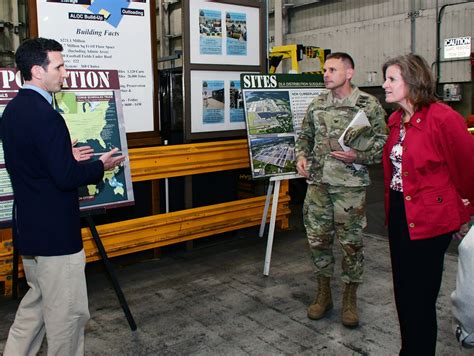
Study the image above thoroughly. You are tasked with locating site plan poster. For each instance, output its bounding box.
[0,68,134,224]
[241,74,325,179]
[37,0,154,133]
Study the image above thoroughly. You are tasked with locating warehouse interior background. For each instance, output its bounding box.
[0,1,472,354]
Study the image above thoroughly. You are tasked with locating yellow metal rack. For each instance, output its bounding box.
[0,139,290,296]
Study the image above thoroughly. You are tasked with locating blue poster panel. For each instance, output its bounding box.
[202,80,225,124]
[199,9,222,55]
[226,12,247,56]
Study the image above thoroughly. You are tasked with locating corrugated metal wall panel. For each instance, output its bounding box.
[414,8,437,67]
[438,4,473,83]
[286,13,411,86]
[420,0,472,9]
[0,1,16,67]
[170,7,183,37]
[285,0,472,85]
[288,0,412,33]
[287,0,472,33]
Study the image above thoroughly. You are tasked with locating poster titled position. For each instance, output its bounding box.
[0,86,17,224]
[241,74,326,179]
[0,68,134,224]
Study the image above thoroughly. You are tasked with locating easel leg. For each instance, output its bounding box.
[12,247,18,300]
[263,179,281,276]
[86,216,137,331]
[259,181,274,237]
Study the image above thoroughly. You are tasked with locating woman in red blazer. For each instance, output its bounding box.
[382,54,474,355]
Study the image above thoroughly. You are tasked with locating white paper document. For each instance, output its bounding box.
[338,110,371,170]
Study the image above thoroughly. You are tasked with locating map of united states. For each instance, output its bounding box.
[56,92,108,148]
[55,91,127,207]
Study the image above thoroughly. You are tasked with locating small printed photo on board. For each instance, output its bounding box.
[249,136,296,178]
[244,91,294,135]
[226,11,247,56]
[229,80,244,123]
[199,9,222,55]
[202,80,225,124]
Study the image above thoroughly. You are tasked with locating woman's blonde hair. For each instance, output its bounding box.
[383,54,437,112]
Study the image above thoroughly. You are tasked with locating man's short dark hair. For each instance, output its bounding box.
[15,38,63,81]
[326,52,355,69]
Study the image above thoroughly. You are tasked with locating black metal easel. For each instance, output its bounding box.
[10,213,137,331]
[3,218,19,300]
[84,213,137,331]
[12,243,18,300]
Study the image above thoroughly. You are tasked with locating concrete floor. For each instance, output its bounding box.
[0,165,468,355]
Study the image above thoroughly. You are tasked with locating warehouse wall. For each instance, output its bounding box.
[0,1,17,67]
[1,1,471,113]
[279,0,473,86]
[156,0,183,70]
[0,0,29,67]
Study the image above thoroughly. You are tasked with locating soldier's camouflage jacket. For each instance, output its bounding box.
[296,86,388,187]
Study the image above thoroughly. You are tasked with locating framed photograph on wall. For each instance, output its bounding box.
[183,0,266,141]
[188,70,257,137]
[185,0,263,66]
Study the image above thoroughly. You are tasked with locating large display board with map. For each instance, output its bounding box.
[35,0,156,135]
[241,74,326,179]
[0,68,134,224]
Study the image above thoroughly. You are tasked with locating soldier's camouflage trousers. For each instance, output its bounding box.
[303,184,367,283]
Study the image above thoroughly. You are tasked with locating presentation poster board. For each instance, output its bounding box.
[34,0,157,138]
[0,68,135,224]
[0,73,19,224]
[241,73,326,179]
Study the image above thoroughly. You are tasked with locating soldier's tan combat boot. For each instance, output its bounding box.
[307,277,333,320]
[342,282,359,328]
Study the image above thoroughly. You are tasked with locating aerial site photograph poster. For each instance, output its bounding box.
[241,73,326,179]
[244,91,294,135]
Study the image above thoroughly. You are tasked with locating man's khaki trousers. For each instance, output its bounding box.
[4,249,89,356]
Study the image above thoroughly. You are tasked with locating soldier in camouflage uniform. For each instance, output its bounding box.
[295,52,387,327]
